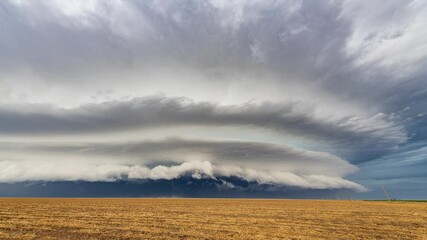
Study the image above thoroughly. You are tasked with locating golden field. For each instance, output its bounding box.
[0,198,426,240]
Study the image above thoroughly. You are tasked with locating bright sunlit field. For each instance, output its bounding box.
[0,198,425,240]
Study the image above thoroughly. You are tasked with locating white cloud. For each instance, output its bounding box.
[6,0,153,39]
[0,160,366,191]
[0,137,358,176]
[0,137,366,191]
[343,0,427,77]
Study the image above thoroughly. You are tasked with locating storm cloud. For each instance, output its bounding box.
[0,138,364,190]
[1,0,427,197]
[0,95,406,161]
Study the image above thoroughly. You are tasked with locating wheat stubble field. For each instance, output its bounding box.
[0,199,426,240]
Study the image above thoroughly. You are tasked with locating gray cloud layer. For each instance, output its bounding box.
[0,95,406,161]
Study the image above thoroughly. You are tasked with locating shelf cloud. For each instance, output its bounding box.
[0,138,366,191]
[1,0,427,197]
[0,96,406,160]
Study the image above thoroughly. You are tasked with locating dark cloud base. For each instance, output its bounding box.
[0,177,347,199]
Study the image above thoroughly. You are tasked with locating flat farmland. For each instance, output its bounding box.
[0,199,425,240]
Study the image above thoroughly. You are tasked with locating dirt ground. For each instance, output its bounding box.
[0,198,425,239]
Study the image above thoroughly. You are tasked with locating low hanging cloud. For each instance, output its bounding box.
[0,95,407,161]
[0,138,365,191]
[0,138,358,176]
[0,161,365,191]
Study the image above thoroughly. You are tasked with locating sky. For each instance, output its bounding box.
[0,0,426,199]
